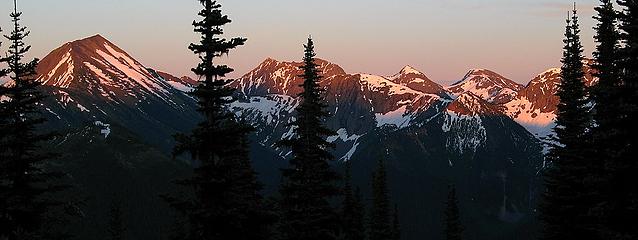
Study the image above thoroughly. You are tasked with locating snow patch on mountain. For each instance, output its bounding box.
[341,140,361,161]
[41,49,75,88]
[231,95,298,125]
[442,111,487,154]
[447,69,523,103]
[166,81,194,93]
[0,95,10,103]
[397,65,422,75]
[504,96,556,137]
[375,105,412,128]
[77,103,90,112]
[95,47,168,97]
[94,121,111,138]
[327,128,361,143]
[359,74,422,96]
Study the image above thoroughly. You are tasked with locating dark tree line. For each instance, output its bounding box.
[541,1,638,240]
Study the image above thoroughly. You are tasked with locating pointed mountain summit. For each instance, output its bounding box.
[35,34,199,149]
[36,34,178,104]
[398,65,423,75]
[388,65,448,97]
[231,57,347,96]
[447,68,524,103]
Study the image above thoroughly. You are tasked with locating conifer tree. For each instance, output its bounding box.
[0,24,5,76]
[607,1,638,238]
[590,0,623,238]
[278,37,340,240]
[341,162,365,240]
[390,204,400,240]
[369,159,392,240]
[592,0,621,124]
[107,200,125,240]
[444,185,463,240]
[541,7,595,240]
[0,25,6,98]
[164,1,272,239]
[0,1,62,239]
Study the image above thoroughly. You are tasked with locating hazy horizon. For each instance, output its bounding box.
[0,0,599,84]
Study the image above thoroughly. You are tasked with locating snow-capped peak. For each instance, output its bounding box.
[35,34,181,103]
[446,68,523,104]
[399,65,423,75]
[230,57,347,96]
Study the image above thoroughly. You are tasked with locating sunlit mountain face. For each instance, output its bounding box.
[27,34,600,239]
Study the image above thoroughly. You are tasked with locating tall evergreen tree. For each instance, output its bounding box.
[278,37,340,240]
[0,23,4,68]
[164,1,272,239]
[541,7,595,240]
[369,159,392,240]
[0,1,61,239]
[592,0,622,124]
[444,185,463,240]
[0,25,5,97]
[107,200,125,240]
[608,1,638,238]
[590,1,623,238]
[390,204,400,240]
[340,162,365,240]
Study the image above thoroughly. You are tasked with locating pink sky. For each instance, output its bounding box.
[0,0,599,85]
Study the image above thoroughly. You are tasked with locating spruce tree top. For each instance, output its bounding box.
[0,26,6,80]
[277,37,340,240]
[279,37,336,166]
[6,0,39,84]
[173,0,249,160]
[617,0,638,90]
[553,7,590,146]
[592,0,621,125]
[190,0,246,82]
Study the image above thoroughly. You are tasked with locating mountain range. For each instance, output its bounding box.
[12,34,596,240]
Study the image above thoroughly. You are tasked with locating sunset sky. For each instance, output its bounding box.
[0,0,599,84]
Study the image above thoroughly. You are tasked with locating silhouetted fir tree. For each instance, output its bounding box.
[390,204,400,240]
[541,7,595,240]
[0,26,5,98]
[340,162,365,240]
[107,200,125,240]
[0,1,62,239]
[592,1,621,124]
[608,1,638,239]
[369,159,392,240]
[164,1,272,239]
[0,24,4,70]
[277,37,340,240]
[444,185,462,240]
[590,0,622,238]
